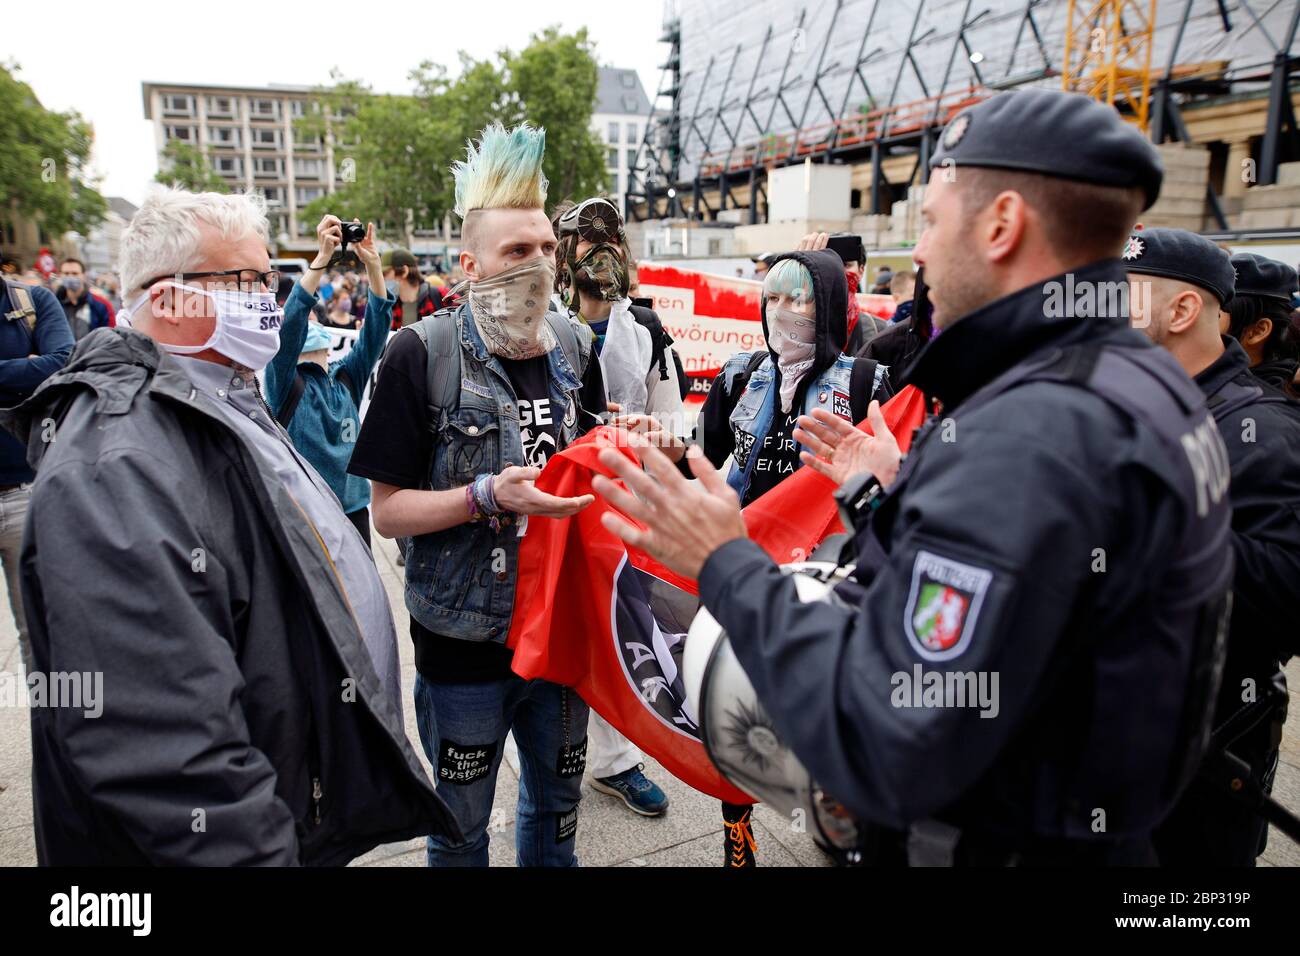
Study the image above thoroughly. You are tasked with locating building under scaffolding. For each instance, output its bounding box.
[627,0,1300,254]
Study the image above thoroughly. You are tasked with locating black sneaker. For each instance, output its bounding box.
[722,802,757,868]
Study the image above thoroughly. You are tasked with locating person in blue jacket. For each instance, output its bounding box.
[0,278,74,672]
[265,216,394,548]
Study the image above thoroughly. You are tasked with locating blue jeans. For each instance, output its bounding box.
[414,672,590,867]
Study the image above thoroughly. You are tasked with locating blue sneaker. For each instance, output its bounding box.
[591,763,669,817]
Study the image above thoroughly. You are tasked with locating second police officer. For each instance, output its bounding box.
[1123,229,1300,865]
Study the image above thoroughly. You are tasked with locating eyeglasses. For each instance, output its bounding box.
[140,269,281,293]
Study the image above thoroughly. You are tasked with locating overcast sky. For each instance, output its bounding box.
[3,0,668,206]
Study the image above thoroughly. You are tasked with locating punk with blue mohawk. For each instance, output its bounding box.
[452,122,549,218]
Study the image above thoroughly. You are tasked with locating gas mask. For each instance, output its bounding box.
[572,243,630,302]
[556,198,629,308]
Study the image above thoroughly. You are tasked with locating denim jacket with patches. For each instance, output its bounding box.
[722,350,858,501]
[405,303,585,643]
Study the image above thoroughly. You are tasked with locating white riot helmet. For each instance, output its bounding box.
[682,561,865,859]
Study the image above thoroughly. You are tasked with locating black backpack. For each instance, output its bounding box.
[627,303,690,401]
[409,307,590,426]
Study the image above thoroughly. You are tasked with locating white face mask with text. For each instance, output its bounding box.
[122,282,284,371]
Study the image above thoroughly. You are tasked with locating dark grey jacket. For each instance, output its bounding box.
[698,261,1234,862]
[0,328,459,866]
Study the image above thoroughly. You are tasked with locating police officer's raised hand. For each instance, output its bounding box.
[592,440,747,581]
[493,465,594,518]
[794,402,901,489]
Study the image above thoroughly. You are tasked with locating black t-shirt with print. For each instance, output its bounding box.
[502,355,561,470]
[739,402,802,505]
[348,327,606,682]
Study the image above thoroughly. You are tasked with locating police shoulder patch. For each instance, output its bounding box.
[903,550,992,660]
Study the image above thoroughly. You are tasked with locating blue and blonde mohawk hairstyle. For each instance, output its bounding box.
[451,122,549,218]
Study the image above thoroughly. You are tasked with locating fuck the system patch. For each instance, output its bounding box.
[438,739,498,785]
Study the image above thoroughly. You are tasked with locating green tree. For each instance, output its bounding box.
[298,70,463,242]
[505,27,609,208]
[0,61,107,236]
[296,27,610,236]
[154,140,230,193]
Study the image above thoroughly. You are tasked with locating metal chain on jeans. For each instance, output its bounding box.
[560,686,571,755]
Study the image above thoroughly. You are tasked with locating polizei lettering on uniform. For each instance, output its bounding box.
[49,886,151,936]
[1180,417,1231,517]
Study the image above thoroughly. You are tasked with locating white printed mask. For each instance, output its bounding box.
[132,282,284,371]
[469,257,557,360]
[768,306,816,413]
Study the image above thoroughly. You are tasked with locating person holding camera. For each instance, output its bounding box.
[265,215,394,548]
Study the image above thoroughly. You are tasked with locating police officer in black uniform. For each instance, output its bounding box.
[1124,228,1300,865]
[589,88,1235,866]
[1225,254,1300,396]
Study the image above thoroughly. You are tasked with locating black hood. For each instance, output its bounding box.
[761,249,849,380]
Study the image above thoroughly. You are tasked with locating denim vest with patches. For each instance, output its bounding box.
[722,350,857,501]
[405,304,584,643]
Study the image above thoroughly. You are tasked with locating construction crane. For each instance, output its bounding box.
[1061,0,1158,131]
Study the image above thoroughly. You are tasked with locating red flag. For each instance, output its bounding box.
[507,386,928,801]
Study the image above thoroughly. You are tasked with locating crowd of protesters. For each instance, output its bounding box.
[1,92,1300,872]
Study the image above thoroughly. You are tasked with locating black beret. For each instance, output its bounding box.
[930,89,1164,210]
[1229,253,1298,304]
[1121,228,1234,307]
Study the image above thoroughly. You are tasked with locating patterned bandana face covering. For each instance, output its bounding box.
[767,306,816,413]
[469,256,558,360]
[572,243,630,302]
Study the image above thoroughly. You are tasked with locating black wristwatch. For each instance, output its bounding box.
[834,471,886,534]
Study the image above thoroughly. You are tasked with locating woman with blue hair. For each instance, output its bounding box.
[683,249,892,866]
[625,248,892,865]
[691,249,892,508]
[265,214,396,548]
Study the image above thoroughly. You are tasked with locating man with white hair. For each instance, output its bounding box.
[0,187,458,865]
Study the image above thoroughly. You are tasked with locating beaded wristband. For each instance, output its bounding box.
[471,473,507,533]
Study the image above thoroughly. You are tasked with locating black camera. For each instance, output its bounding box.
[340,221,366,247]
